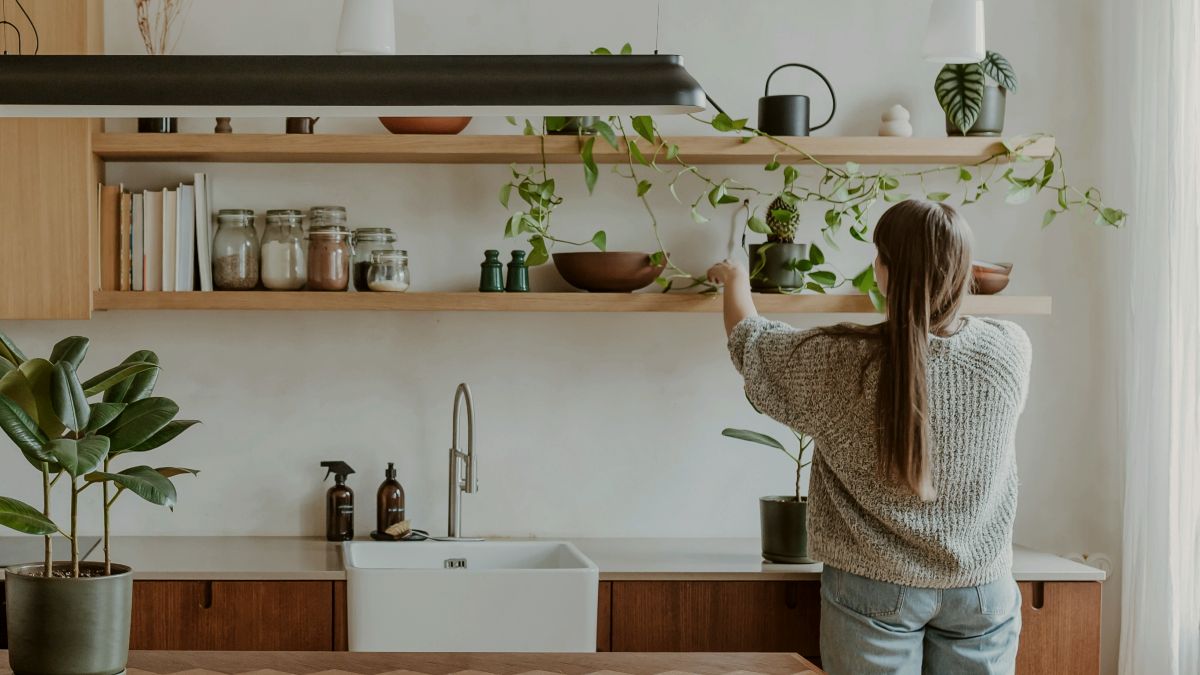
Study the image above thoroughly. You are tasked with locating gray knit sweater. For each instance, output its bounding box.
[729,315,1031,588]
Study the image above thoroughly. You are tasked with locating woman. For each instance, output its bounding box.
[708,200,1030,675]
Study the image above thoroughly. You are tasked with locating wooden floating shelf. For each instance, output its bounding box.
[91,134,1056,166]
[93,291,1051,315]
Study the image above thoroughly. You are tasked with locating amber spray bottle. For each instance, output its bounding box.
[320,461,355,541]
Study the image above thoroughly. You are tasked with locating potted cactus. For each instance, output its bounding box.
[748,197,816,292]
[0,330,199,675]
[722,424,814,564]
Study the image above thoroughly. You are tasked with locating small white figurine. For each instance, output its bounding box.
[878,104,913,137]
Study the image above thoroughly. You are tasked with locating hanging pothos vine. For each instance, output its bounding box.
[499,45,1126,306]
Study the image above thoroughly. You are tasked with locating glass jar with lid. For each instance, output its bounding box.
[212,209,259,290]
[307,225,353,291]
[366,249,410,292]
[260,209,307,290]
[351,227,397,291]
[309,205,348,230]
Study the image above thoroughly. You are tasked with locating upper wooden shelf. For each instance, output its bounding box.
[92,291,1051,315]
[90,134,1056,166]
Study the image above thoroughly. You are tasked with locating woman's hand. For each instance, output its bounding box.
[707,259,749,287]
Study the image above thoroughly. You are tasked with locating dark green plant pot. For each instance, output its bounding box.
[545,116,598,135]
[946,85,1006,137]
[749,243,809,292]
[5,562,133,675]
[760,496,813,564]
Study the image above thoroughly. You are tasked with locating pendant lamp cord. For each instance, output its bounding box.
[0,0,38,55]
[654,1,662,54]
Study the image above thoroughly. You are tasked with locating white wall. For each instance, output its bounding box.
[1,0,1123,670]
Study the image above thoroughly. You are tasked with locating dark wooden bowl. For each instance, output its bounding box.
[971,261,1013,295]
[378,117,472,134]
[552,252,666,293]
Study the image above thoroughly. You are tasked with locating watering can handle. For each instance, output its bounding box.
[763,63,837,131]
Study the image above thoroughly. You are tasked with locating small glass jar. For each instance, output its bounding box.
[366,249,410,292]
[307,225,353,291]
[260,209,307,290]
[212,209,259,290]
[351,227,397,291]
[309,205,348,231]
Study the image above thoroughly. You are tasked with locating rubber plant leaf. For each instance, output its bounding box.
[81,361,159,398]
[84,402,125,434]
[0,496,56,535]
[155,467,200,479]
[114,350,161,402]
[51,362,90,433]
[721,428,786,451]
[18,358,64,438]
[935,62,986,134]
[48,336,90,370]
[0,357,14,377]
[102,397,179,453]
[122,419,198,454]
[0,393,49,460]
[86,465,177,508]
[48,436,111,478]
[980,51,1018,92]
[0,330,26,366]
[0,369,38,422]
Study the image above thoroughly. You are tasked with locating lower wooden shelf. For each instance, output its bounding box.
[92,291,1051,315]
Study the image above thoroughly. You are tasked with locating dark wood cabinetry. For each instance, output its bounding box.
[129,580,335,651]
[597,582,612,652]
[1015,581,1102,675]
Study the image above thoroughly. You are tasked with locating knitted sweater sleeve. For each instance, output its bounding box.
[727,316,839,435]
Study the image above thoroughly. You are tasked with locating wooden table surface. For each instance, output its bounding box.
[0,651,822,675]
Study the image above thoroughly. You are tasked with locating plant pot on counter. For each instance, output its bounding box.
[5,562,133,675]
[760,496,813,564]
[749,243,810,292]
[946,85,1006,137]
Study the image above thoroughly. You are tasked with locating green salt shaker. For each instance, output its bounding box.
[505,250,530,292]
[479,250,504,292]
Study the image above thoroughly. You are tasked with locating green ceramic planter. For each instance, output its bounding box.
[749,243,810,292]
[5,562,132,675]
[760,496,814,564]
[946,85,1006,137]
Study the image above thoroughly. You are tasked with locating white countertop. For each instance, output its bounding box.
[0,536,1105,582]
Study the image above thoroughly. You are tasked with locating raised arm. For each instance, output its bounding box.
[707,259,759,336]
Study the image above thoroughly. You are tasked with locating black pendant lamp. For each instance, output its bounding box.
[0,54,707,118]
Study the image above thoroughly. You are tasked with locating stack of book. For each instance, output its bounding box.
[98,173,213,292]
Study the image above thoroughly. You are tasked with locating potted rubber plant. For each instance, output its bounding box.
[0,331,199,675]
[722,425,814,564]
[936,50,1018,137]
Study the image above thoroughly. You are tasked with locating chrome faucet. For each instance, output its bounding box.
[447,383,477,539]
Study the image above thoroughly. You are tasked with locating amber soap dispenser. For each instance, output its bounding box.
[376,462,406,535]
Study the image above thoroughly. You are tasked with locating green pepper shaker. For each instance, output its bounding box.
[479,250,504,292]
[505,250,530,292]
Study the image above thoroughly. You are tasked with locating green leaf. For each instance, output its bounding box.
[1057,188,1069,210]
[18,358,63,438]
[49,336,90,370]
[523,119,536,136]
[87,465,177,508]
[590,230,607,252]
[980,51,1018,92]
[1005,184,1036,205]
[935,62,986,134]
[824,209,841,228]
[721,428,786,451]
[48,436,110,478]
[104,397,179,453]
[809,270,837,286]
[0,496,56,535]
[690,207,709,224]
[636,180,653,197]
[0,357,13,377]
[665,143,679,160]
[156,466,200,479]
[783,165,799,186]
[809,244,825,265]
[868,288,886,312]
[852,265,876,293]
[628,140,650,166]
[527,236,549,267]
[711,112,735,133]
[844,161,860,175]
[620,42,633,55]
[1042,209,1058,228]
[926,192,952,202]
[879,175,900,191]
[85,402,125,433]
[83,361,159,398]
[805,282,826,294]
[543,116,569,132]
[581,136,598,195]
[648,251,667,266]
[764,159,780,172]
[505,116,518,126]
[0,369,37,422]
[958,168,973,183]
[51,362,89,433]
[591,47,612,55]
[0,331,25,366]
[708,185,726,208]
[0,393,49,460]
[592,119,618,150]
[631,116,656,143]
[499,183,513,208]
[1101,207,1126,226]
[747,216,771,235]
[125,418,199,454]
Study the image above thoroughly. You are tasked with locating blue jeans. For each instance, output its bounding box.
[820,566,1022,675]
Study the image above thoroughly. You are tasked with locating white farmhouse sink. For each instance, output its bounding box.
[343,540,599,652]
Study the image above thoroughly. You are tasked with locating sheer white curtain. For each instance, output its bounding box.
[1118,0,1200,672]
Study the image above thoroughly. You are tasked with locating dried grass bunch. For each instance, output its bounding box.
[135,0,191,55]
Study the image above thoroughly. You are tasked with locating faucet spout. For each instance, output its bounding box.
[448,383,476,539]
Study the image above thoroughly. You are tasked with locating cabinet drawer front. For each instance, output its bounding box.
[1016,581,1101,675]
[130,580,334,651]
[611,581,820,655]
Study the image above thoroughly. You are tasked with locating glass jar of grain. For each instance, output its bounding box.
[366,249,410,292]
[307,225,353,291]
[351,227,397,291]
[261,209,307,290]
[212,209,259,290]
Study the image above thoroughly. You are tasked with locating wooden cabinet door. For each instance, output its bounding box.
[597,582,612,652]
[1016,581,1101,675]
[611,581,820,657]
[130,581,335,651]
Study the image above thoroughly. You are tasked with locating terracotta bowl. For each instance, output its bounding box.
[971,261,1013,295]
[552,252,666,293]
[378,117,472,134]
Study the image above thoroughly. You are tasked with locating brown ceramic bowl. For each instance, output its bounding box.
[971,261,1013,295]
[378,117,472,134]
[553,252,667,293]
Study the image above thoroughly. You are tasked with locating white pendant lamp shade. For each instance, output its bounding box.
[336,0,396,55]
[922,0,985,63]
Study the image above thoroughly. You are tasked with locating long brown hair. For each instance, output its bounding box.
[873,200,972,500]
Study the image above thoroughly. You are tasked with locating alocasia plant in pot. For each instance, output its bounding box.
[722,425,814,564]
[0,330,199,675]
[936,50,1018,137]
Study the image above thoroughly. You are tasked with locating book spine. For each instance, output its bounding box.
[99,185,121,291]
[119,192,132,292]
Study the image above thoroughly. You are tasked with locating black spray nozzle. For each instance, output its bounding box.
[320,461,355,482]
